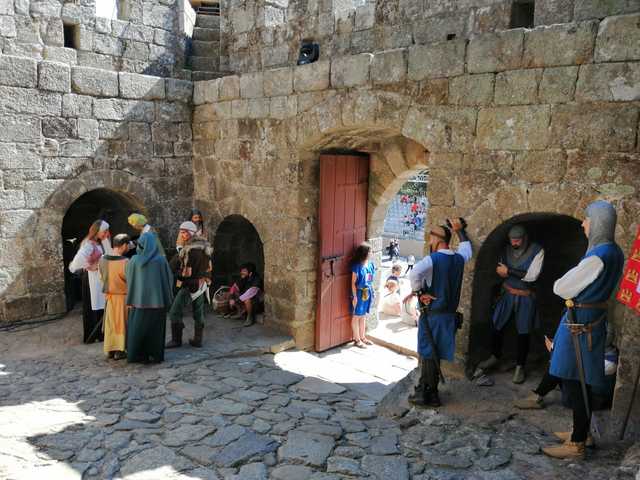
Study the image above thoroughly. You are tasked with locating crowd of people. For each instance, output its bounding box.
[68,209,264,364]
[400,194,427,236]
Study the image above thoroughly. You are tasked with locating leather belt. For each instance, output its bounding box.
[564,299,607,352]
[573,302,608,310]
[503,284,533,297]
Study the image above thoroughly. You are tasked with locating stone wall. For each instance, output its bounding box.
[217,0,640,74]
[0,54,194,322]
[0,0,191,77]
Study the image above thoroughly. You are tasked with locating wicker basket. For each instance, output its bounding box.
[211,286,231,314]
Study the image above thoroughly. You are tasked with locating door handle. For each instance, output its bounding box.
[330,259,335,277]
[321,254,343,262]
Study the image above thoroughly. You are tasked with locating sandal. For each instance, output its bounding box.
[362,338,374,345]
[354,341,366,349]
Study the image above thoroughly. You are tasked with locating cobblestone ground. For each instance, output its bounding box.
[0,316,639,479]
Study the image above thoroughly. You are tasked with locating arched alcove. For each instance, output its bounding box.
[468,213,587,365]
[61,189,146,311]
[213,215,265,289]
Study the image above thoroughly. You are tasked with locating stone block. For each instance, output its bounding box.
[143,4,173,30]
[76,51,115,70]
[413,13,468,44]
[76,25,94,51]
[477,106,551,150]
[240,72,264,99]
[372,49,407,85]
[0,55,37,88]
[0,189,24,210]
[0,0,13,15]
[166,79,193,103]
[467,29,524,73]
[261,45,289,69]
[550,103,638,151]
[576,63,640,102]
[62,93,92,117]
[71,67,119,97]
[494,69,542,105]
[42,117,77,138]
[523,21,598,68]
[99,120,127,140]
[94,33,124,56]
[0,209,33,237]
[0,143,42,169]
[538,66,579,103]
[408,40,465,80]
[402,106,477,153]
[515,150,567,183]
[248,98,270,119]
[574,0,638,21]
[355,3,375,31]
[534,0,574,25]
[270,96,297,120]
[294,61,330,92]
[77,118,99,140]
[219,75,240,101]
[94,98,154,122]
[43,46,77,65]
[595,14,640,63]
[331,54,372,88]
[264,68,293,97]
[119,72,166,100]
[448,74,494,106]
[0,14,16,37]
[0,116,42,142]
[24,179,63,208]
[0,86,61,116]
[38,61,71,93]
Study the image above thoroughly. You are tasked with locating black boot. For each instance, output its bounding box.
[166,323,183,348]
[189,325,203,348]
[424,359,442,407]
[408,358,429,406]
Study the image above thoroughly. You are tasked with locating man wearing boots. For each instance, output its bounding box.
[404,218,472,407]
[167,221,213,349]
[477,225,545,384]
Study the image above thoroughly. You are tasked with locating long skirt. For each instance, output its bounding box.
[103,294,127,354]
[126,307,166,363]
[82,271,103,344]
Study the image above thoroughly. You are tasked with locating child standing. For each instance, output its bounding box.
[350,242,376,348]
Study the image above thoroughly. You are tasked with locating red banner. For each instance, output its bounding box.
[617,226,640,313]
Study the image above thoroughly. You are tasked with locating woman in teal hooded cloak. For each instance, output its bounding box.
[125,232,174,363]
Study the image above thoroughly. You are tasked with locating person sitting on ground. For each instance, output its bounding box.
[381,264,403,316]
[227,263,265,327]
[386,264,402,285]
[128,213,166,256]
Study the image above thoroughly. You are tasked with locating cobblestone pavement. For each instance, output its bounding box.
[0,317,638,479]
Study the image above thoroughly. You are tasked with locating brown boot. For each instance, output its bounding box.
[189,325,203,348]
[166,323,183,348]
[553,431,595,448]
[542,441,585,459]
[514,392,545,410]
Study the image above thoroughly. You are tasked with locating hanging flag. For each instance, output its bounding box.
[617,226,640,313]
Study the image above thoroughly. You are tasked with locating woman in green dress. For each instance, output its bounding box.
[125,232,174,363]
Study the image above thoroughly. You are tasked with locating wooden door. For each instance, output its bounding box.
[315,153,369,352]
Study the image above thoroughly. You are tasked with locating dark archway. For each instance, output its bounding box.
[61,189,145,311]
[468,213,587,366]
[213,215,265,289]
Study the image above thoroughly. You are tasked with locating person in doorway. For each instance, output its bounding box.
[167,221,213,348]
[542,200,624,460]
[404,219,472,407]
[125,232,174,364]
[69,220,112,344]
[227,263,265,327]
[99,234,130,360]
[128,213,166,256]
[351,242,376,348]
[476,225,545,384]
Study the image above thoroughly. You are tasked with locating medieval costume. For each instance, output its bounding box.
[478,225,545,383]
[128,213,166,257]
[409,222,472,406]
[167,222,213,348]
[69,221,112,344]
[99,252,128,358]
[542,201,624,459]
[125,232,174,363]
[228,264,264,327]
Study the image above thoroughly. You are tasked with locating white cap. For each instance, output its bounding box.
[99,221,110,232]
[179,221,198,234]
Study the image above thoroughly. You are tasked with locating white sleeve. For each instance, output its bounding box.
[101,238,113,256]
[409,256,433,291]
[69,242,92,273]
[553,256,604,300]
[456,241,472,263]
[523,249,545,282]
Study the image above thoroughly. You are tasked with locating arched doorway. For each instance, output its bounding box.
[213,215,265,289]
[468,213,587,367]
[61,189,146,311]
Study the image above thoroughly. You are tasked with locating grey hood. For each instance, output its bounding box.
[585,200,617,252]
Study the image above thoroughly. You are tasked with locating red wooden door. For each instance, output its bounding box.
[315,154,369,352]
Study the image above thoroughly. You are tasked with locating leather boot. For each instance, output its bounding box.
[408,358,428,406]
[243,312,255,328]
[166,323,183,348]
[553,431,595,449]
[512,365,526,384]
[514,392,545,410]
[542,441,585,459]
[424,359,442,407]
[189,325,203,348]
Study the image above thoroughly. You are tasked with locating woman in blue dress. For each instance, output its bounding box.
[350,242,376,348]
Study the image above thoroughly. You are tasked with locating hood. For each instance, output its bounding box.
[181,235,213,257]
[585,200,617,252]
[136,232,161,266]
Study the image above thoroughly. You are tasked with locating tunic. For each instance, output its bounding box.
[492,243,544,334]
[69,239,112,310]
[410,242,472,361]
[351,261,376,316]
[549,243,624,386]
[99,255,128,353]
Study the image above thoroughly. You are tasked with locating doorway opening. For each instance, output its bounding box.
[61,189,145,311]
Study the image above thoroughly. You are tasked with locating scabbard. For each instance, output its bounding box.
[565,300,591,420]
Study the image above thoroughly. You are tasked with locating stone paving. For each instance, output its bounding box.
[0,315,639,479]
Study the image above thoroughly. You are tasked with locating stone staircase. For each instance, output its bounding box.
[189,12,222,81]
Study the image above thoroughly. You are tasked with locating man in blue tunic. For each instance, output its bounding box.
[542,201,624,459]
[477,225,545,383]
[405,218,472,407]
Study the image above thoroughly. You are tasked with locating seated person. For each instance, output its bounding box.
[380,264,403,316]
[226,263,264,327]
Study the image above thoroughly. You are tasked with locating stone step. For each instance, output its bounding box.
[193,26,219,42]
[192,40,219,57]
[190,55,219,71]
[196,14,220,29]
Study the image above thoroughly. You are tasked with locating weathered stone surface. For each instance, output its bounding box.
[0,87,61,116]
[595,13,640,62]
[523,21,598,67]
[515,150,567,183]
[361,455,409,480]
[295,377,346,395]
[0,116,41,142]
[448,74,494,106]
[467,30,523,73]
[166,79,193,103]
[278,430,335,467]
[402,106,477,153]
[181,444,217,465]
[327,456,361,476]
[576,62,640,102]
[71,67,118,97]
[214,432,279,467]
[42,118,77,138]
[372,49,407,85]
[38,61,71,93]
[0,15,16,38]
[539,66,579,103]
[119,445,192,477]
[408,40,465,80]
[119,72,166,100]
[62,94,92,118]
[203,425,246,448]
[271,464,314,480]
[259,369,304,386]
[219,75,240,100]
[294,61,331,93]
[231,463,268,480]
[331,54,372,88]
[163,425,216,447]
[0,55,37,88]
[202,398,253,416]
[240,72,264,99]
[494,69,542,105]
[477,106,551,151]
[93,98,154,122]
[264,68,293,97]
[44,46,77,65]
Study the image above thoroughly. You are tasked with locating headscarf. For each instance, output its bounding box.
[585,200,617,252]
[99,220,110,232]
[128,213,148,228]
[136,232,160,266]
[507,224,529,260]
[179,221,198,234]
